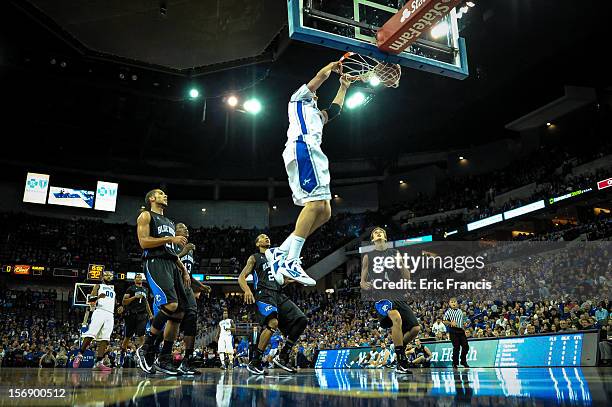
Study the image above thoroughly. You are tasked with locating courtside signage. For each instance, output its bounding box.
[467,214,503,231]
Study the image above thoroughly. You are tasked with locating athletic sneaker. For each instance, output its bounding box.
[154,354,181,376]
[265,248,287,285]
[136,346,155,374]
[246,359,266,375]
[396,360,412,374]
[273,354,297,373]
[460,362,470,368]
[92,361,112,372]
[72,353,83,368]
[178,357,201,376]
[264,247,287,270]
[278,258,316,286]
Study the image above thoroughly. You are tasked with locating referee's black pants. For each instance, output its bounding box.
[448,327,469,366]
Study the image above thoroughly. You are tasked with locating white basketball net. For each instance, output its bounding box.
[339,52,401,88]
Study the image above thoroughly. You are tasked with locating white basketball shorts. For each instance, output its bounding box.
[83,309,114,342]
[218,335,234,354]
[282,138,331,206]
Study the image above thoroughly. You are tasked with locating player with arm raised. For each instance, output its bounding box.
[265,63,351,287]
[73,271,116,371]
[239,234,306,375]
[361,227,420,374]
[135,189,191,375]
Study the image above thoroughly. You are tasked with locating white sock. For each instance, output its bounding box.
[220,353,225,366]
[279,234,293,253]
[287,235,305,261]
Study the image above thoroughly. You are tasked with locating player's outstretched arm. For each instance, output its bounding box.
[307,61,341,93]
[238,255,256,304]
[332,74,351,107]
[137,211,187,249]
[322,75,351,124]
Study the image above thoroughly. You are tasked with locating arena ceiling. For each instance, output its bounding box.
[0,0,609,182]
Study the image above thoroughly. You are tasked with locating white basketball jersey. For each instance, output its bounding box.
[219,319,233,337]
[286,84,324,147]
[96,284,115,313]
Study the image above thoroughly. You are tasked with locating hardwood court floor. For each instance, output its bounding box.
[0,367,610,406]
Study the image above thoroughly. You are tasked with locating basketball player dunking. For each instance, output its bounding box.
[135,189,191,375]
[361,227,421,374]
[238,234,307,374]
[266,63,351,286]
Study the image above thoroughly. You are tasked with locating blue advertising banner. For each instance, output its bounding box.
[315,333,584,368]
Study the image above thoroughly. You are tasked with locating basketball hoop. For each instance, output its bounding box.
[338,52,401,88]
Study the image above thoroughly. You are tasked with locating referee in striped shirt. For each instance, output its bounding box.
[443,298,470,368]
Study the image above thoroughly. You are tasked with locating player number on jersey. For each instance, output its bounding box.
[267,270,276,281]
[104,290,114,299]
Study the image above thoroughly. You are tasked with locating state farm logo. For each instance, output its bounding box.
[400,0,429,23]
[400,8,412,23]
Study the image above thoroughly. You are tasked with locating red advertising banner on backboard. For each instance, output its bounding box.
[376,0,461,54]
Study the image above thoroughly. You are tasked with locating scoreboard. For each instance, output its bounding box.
[495,335,582,367]
[87,264,105,281]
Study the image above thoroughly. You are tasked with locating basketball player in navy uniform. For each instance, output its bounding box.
[238,234,307,375]
[175,222,210,374]
[360,227,420,374]
[119,273,153,367]
[266,63,351,287]
[135,189,191,375]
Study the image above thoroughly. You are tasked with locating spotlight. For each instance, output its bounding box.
[346,92,366,109]
[546,122,552,127]
[119,73,125,80]
[334,194,339,199]
[60,61,67,68]
[244,98,262,114]
[189,89,200,99]
[50,58,56,65]
[272,205,277,210]
[459,156,465,160]
[431,21,450,39]
[201,208,207,212]
[399,180,405,184]
[131,74,138,81]
[227,95,238,107]
[369,76,381,87]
